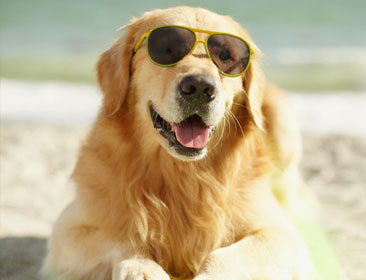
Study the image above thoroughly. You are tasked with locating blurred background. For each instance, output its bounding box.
[1,0,365,91]
[0,1,365,280]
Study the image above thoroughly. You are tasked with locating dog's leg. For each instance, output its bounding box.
[193,184,318,280]
[43,201,169,280]
[43,201,119,280]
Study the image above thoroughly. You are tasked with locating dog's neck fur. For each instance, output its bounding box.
[72,107,268,278]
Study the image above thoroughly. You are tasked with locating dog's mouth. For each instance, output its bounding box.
[150,106,215,157]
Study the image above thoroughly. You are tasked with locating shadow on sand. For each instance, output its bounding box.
[0,236,47,280]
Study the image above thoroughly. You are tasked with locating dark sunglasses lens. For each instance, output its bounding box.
[207,34,250,75]
[148,26,195,65]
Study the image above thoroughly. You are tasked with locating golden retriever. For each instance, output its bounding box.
[43,6,317,280]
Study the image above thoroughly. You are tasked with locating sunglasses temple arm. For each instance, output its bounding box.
[134,33,148,53]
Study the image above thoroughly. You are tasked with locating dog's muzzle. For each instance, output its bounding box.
[149,74,220,158]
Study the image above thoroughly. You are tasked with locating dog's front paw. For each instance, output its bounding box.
[113,258,170,280]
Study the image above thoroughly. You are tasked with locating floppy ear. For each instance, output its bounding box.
[96,23,138,115]
[242,58,265,131]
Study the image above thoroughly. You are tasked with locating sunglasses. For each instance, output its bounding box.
[133,25,254,77]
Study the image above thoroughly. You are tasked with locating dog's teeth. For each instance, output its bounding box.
[210,126,216,135]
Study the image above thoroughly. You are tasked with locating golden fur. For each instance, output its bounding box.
[44,6,317,280]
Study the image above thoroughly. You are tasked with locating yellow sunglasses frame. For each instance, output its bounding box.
[133,25,255,77]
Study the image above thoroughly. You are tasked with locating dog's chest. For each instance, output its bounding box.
[144,183,243,277]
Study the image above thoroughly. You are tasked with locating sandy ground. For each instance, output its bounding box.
[1,79,365,280]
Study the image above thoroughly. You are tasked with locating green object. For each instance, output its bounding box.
[292,217,340,280]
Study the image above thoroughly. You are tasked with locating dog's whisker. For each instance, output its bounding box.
[227,111,238,136]
[224,113,232,136]
[224,111,236,136]
[228,110,245,137]
[210,116,227,153]
[232,102,249,109]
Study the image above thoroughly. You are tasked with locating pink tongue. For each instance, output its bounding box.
[172,120,211,149]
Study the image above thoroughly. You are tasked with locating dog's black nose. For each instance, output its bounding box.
[179,75,216,102]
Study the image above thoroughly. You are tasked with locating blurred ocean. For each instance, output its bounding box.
[0,0,365,91]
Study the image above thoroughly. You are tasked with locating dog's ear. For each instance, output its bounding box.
[96,23,138,115]
[242,57,265,131]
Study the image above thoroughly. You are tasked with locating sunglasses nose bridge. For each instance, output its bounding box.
[190,40,209,57]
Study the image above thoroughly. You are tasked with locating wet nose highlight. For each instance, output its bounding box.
[179,75,216,102]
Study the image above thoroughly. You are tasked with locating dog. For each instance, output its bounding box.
[43,6,317,280]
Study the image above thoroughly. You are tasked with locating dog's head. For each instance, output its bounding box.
[97,7,265,161]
